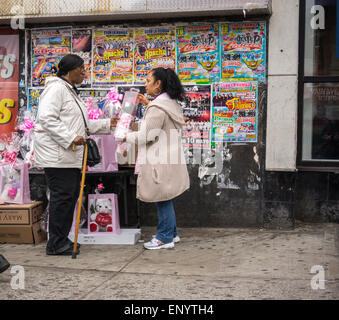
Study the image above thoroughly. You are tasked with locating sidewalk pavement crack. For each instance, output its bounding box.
[78,248,145,300]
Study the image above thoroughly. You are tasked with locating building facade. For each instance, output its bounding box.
[0,0,338,229]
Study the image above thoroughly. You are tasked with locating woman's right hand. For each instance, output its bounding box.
[72,136,86,145]
[137,94,150,106]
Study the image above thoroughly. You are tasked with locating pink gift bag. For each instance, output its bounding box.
[0,162,31,204]
[87,134,118,172]
[88,193,120,235]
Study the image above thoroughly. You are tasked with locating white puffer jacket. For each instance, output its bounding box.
[33,77,111,169]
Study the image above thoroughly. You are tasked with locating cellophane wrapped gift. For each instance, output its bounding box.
[114,88,139,156]
[0,162,31,204]
[87,134,118,172]
[102,87,123,120]
[18,110,35,168]
[0,133,31,204]
[86,97,103,120]
[88,193,120,235]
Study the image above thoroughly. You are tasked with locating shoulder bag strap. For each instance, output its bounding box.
[62,82,90,136]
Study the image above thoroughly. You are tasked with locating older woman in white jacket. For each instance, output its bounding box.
[34,54,116,256]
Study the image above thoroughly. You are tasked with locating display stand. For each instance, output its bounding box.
[29,168,141,245]
[68,228,141,245]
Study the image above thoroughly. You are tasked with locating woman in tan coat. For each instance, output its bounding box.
[125,67,190,250]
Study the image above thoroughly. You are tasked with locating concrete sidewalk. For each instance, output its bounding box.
[0,222,338,300]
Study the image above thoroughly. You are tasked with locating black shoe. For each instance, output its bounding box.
[46,243,80,256]
[69,241,81,250]
[0,254,10,273]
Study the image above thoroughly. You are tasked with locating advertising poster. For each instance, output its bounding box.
[72,29,92,87]
[92,29,133,85]
[134,27,176,84]
[28,88,44,121]
[78,89,110,110]
[211,82,258,143]
[31,27,71,87]
[221,22,266,82]
[180,85,211,149]
[0,30,19,138]
[176,24,220,84]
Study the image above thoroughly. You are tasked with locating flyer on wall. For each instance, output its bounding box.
[92,29,133,86]
[134,27,176,84]
[28,88,44,121]
[176,24,220,84]
[211,82,258,144]
[78,89,110,107]
[181,85,211,149]
[72,29,92,88]
[220,22,266,82]
[31,27,72,87]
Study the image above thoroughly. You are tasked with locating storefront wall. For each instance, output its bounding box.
[18,15,269,228]
[264,0,339,227]
[16,0,338,229]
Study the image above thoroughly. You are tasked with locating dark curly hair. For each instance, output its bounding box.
[151,67,185,101]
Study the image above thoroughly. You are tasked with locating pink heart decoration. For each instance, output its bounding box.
[8,189,17,199]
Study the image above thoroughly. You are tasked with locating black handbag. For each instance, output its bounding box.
[86,138,101,167]
[64,82,101,167]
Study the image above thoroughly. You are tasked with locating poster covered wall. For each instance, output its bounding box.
[176,24,220,84]
[221,22,266,82]
[92,29,133,85]
[212,82,258,143]
[31,28,71,87]
[0,29,19,138]
[181,85,211,149]
[25,22,266,148]
[134,27,176,84]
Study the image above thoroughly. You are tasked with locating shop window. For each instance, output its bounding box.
[298,0,339,168]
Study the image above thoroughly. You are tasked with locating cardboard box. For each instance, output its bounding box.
[0,201,46,244]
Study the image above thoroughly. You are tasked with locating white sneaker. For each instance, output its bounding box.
[152,235,180,243]
[144,238,174,250]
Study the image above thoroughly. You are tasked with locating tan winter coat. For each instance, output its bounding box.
[126,96,190,202]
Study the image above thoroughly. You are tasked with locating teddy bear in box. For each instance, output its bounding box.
[0,167,21,202]
[89,198,113,232]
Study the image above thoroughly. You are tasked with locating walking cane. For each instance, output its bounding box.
[72,142,88,259]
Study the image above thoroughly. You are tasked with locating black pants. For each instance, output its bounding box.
[44,168,81,252]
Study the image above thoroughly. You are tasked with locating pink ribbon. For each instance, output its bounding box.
[18,118,34,133]
[87,97,103,120]
[106,88,123,103]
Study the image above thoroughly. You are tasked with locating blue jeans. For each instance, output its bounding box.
[155,200,178,243]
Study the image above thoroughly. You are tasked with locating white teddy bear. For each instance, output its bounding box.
[89,198,113,232]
